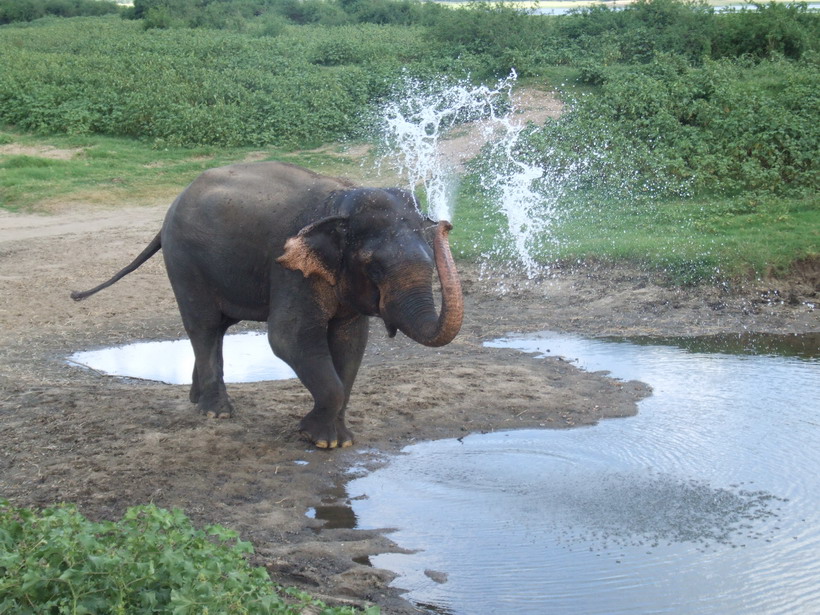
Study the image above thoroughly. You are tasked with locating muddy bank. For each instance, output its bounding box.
[0,204,817,613]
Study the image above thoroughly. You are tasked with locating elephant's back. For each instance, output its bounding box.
[166,161,356,234]
[161,162,354,316]
[195,161,354,218]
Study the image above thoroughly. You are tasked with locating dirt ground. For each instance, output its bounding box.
[1,199,817,613]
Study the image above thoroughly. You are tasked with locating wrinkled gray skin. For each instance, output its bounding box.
[72,162,463,449]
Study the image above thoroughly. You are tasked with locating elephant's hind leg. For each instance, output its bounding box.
[187,316,237,419]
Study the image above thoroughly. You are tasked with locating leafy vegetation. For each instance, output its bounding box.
[0,0,120,25]
[1,1,818,149]
[552,0,818,64]
[0,129,384,211]
[127,0,445,29]
[0,16,442,148]
[521,53,819,199]
[0,500,374,614]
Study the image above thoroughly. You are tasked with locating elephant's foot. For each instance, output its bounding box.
[335,419,355,448]
[299,412,354,449]
[197,395,235,420]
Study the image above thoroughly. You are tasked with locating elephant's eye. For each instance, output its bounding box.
[367,260,386,283]
[358,248,385,280]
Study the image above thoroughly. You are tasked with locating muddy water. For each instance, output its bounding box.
[340,332,820,614]
[69,332,295,383]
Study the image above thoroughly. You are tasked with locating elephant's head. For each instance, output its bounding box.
[277,188,463,347]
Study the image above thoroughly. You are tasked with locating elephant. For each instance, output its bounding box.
[71,161,463,449]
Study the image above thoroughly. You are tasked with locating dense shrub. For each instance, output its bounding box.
[1,0,817,196]
[557,0,715,64]
[712,1,819,59]
[275,0,350,25]
[423,2,554,77]
[521,53,819,199]
[556,0,818,64]
[128,0,441,29]
[339,0,437,25]
[0,0,120,24]
[0,17,437,147]
[419,0,819,76]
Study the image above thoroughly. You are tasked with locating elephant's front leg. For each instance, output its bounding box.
[268,323,348,449]
[327,315,369,447]
[298,370,348,449]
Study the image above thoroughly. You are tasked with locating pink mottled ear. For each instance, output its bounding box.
[276,216,348,286]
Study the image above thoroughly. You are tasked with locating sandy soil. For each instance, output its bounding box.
[1,198,817,612]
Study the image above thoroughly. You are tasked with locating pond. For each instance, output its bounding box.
[332,332,820,614]
[68,332,295,384]
[67,328,820,613]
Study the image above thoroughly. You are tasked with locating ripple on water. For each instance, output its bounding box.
[343,332,820,615]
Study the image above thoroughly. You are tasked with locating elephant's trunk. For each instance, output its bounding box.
[384,221,463,348]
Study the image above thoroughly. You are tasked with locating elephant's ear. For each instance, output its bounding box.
[277,216,348,286]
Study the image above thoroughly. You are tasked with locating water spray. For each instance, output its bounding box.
[376,71,562,278]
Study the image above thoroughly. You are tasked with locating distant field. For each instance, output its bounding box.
[440,0,805,9]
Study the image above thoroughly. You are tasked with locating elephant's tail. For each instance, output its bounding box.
[70,232,162,301]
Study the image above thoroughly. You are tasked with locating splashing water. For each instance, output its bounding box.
[376,71,562,277]
[377,75,503,222]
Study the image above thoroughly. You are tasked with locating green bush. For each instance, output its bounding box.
[0,17,438,147]
[712,1,819,60]
[556,0,819,65]
[556,0,717,65]
[1,1,817,192]
[520,53,819,199]
[0,500,374,614]
[424,2,554,77]
[0,0,120,24]
[347,0,443,26]
[128,0,439,30]
[310,31,373,65]
[275,0,351,26]
[142,5,185,29]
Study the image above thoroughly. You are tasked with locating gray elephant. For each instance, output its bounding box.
[72,162,463,449]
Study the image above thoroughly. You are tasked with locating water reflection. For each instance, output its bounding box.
[342,332,820,614]
[69,332,295,383]
[614,331,820,360]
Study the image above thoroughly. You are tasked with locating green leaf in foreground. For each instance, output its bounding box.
[0,500,374,615]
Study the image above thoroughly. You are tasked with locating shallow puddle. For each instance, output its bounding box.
[336,332,820,614]
[69,332,295,383]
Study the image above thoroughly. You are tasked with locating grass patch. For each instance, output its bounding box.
[555,195,820,283]
[0,131,225,211]
[451,184,819,284]
[0,131,377,212]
